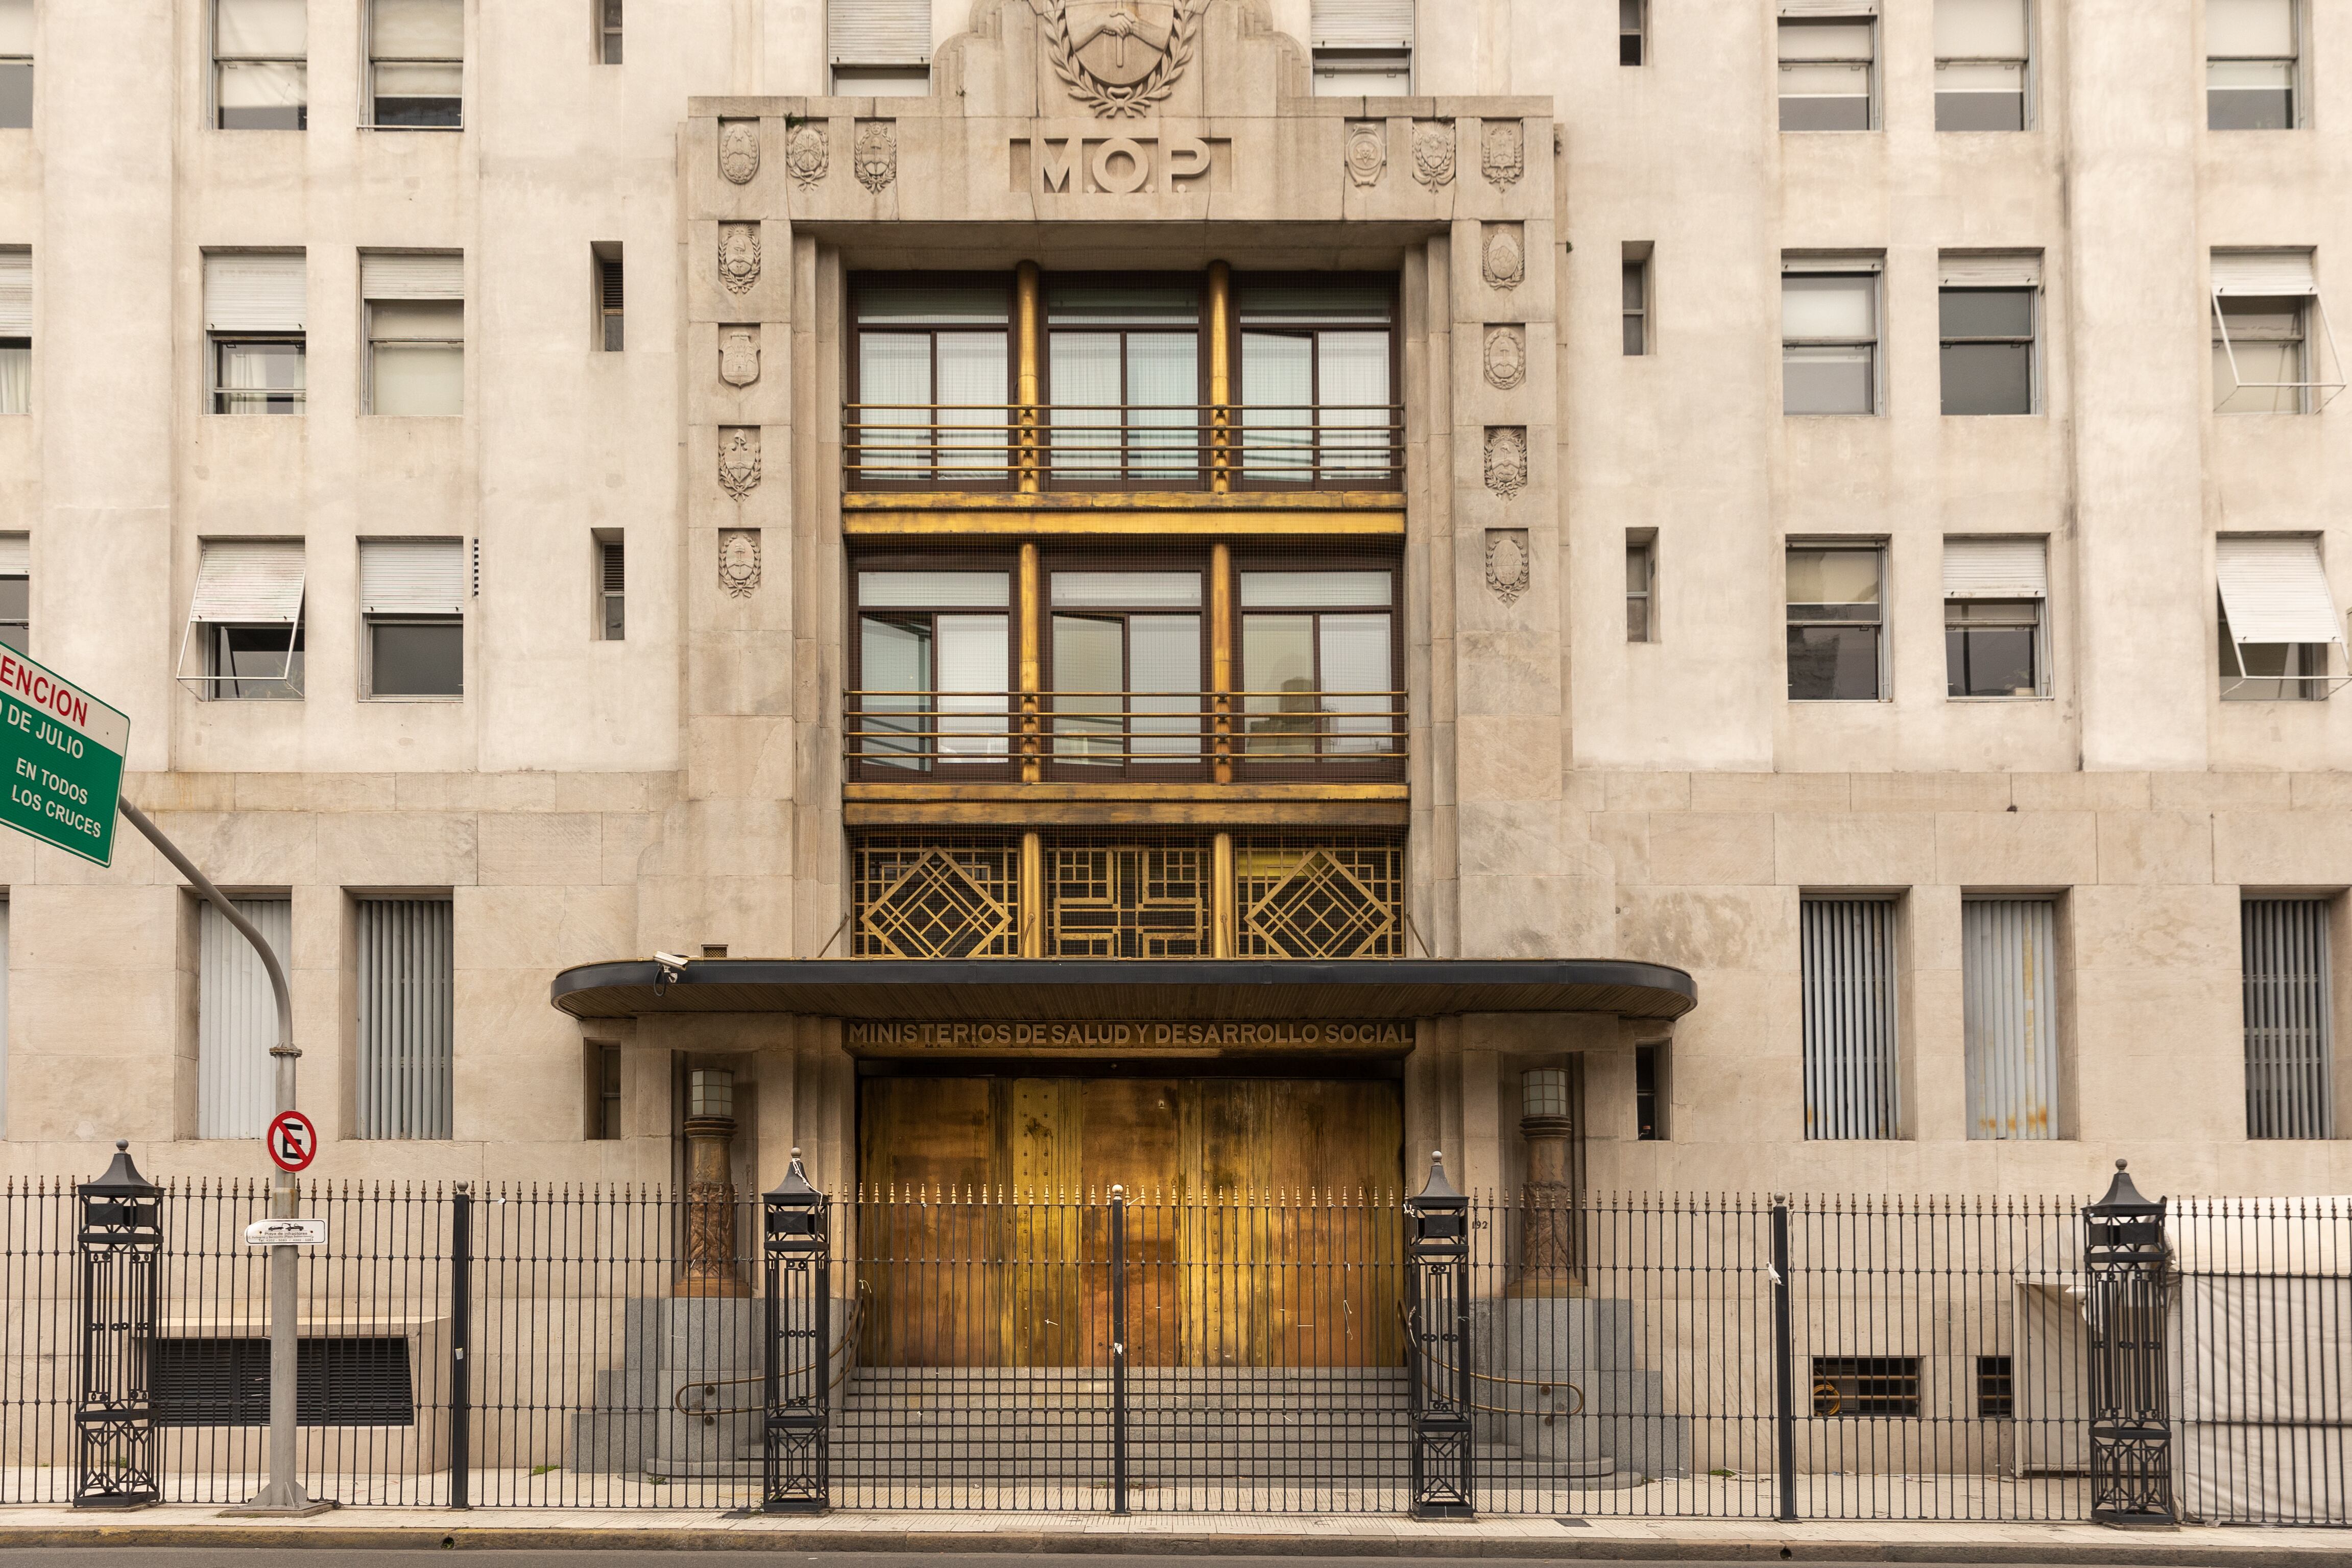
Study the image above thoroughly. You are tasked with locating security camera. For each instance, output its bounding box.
[654,952,692,969]
[653,951,692,997]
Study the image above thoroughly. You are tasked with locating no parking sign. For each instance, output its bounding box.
[265,1109,318,1173]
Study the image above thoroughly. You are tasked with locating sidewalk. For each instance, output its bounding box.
[0,1505,2344,1562]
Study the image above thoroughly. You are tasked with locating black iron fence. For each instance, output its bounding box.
[1,1170,2344,1524]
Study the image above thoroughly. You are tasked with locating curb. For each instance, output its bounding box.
[0,1524,2341,1562]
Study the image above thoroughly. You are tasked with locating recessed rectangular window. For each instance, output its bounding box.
[1620,0,1646,65]
[0,0,31,130]
[205,252,306,414]
[1312,0,1413,93]
[2211,251,2335,415]
[197,896,291,1139]
[0,534,26,652]
[177,539,306,701]
[2242,898,2334,1140]
[2208,0,2297,130]
[1977,1355,2014,1418]
[596,248,623,352]
[355,897,454,1140]
[852,278,1014,486]
[1962,898,2060,1140]
[1778,11,1876,131]
[1782,264,1879,415]
[1812,1356,1921,1416]
[1052,279,1204,487]
[1635,1042,1666,1140]
[0,247,29,414]
[1626,532,1655,642]
[854,568,1014,771]
[370,0,463,129]
[597,535,625,640]
[591,1043,621,1138]
[1934,0,2027,130]
[1788,544,1884,701]
[1939,254,2038,415]
[1052,570,1204,769]
[154,1336,416,1427]
[829,0,931,95]
[1238,569,1397,762]
[1945,536,2047,698]
[215,0,306,129]
[1801,897,1902,1140]
[363,252,464,417]
[599,0,622,64]
[1622,243,1651,356]
[360,538,465,698]
[1237,278,1397,488]
[2217,536,2341,702]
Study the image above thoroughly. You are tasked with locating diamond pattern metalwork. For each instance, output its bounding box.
[1239,841,1403,959]
[856,840,1020,958]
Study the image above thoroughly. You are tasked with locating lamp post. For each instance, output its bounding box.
[2085,1160,2175,1529]
[74,1141,161,1509]
[1404,1150,1474,1519]
[1514,1068,1576,1296]
[677,1069,750,1298]
[758,1147,831,1514]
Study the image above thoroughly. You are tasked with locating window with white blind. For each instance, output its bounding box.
[363,251,463,416]
[829,0,931,95]
[1788,543,1885,700]
[176,539,305,701]
[361,538,464,698]
[0,533,25,652]
[214,0,306,130]
[1801,895,1902,1140]
[0,0,31,130]
[1946,536,2047,697]
[197,896,291,1140]
[1783,259,1880,415]
[1963,898,2059,1141]
[1934,0,2028,131]
[1939,253,2038,415]
[1779,4,1876,131]
[1312,0,1413,94]
[205,251,305,415]
[2208,0,2298,130]
[0,247,28,415]
[355,897,454,1141]
[2217,536,2343,701]
[2242,898,2334,1140]
[2211,250,2338,415]
[369,0,462,128]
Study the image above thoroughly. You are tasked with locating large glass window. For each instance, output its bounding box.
[1783,270,1879,415]
[851,279,1013,486]
[853,569,1013,772]
[2208,0,2297,130]
[1940,286,2035,415]
[1787,544,1885,701]
[1239,569,1397,760]
[215,0,306,129]
[1049,570,1203,769]
[368,301,462,416]
[1238,279,1396,487]
[1934,0,2028,131]
[0,0,30,129]
[1778,17,1875,131]
[1048,280,1201,486]
[370,0,462,129]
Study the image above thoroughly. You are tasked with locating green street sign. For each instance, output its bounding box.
[0,649,127,866]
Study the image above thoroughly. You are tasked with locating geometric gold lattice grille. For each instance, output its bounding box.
[1236,837,1405,959]
[1046,837,1211,958]
[855,835,1022,958]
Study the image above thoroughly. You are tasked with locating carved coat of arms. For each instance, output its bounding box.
[1481,120,1523,188]
[721,329,760,389]
[1411,123,1455,188]
[718,428,762,499]
[718,120,760,185]
[718,225,761,294]
[785,123,829,187]
[1485,529,1530,607]
[1484,427,1528,499]
[1484,325,1526,391]
[1036,0,1209,119]
[854,121,897,194]
[1346,123,1386,188]
[1483,225,1525,291]
[719,529,761,598]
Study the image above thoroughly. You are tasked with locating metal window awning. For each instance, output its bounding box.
[550,957,1697,1025]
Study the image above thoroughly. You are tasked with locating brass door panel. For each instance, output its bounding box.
[857,1074,1401,1369]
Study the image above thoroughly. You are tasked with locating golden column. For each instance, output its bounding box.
[1015,267,1045,953]
[1015,260,1043,494]
[676,1068,750,1298]
[1206,264,1238,955]
[1206,259,1233,495]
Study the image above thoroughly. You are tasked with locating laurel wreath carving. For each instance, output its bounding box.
[1034,0,1210,119]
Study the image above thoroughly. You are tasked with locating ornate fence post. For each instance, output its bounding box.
[74,1141,161,1509]
[2085,1160,2175,1528]
[1404,1151,1473,1519]
[758,1148,831,1515]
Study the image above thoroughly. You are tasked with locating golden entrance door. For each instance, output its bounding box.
[856,1076,1403,1369]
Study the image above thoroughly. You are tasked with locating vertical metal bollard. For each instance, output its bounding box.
[1110,1185,1129,1516]
[74,1142,161,1510]
[2085,1162,2175,1528]
[1404,1152,1473,1519]
[448,1183,472,1510]
[756,1148,831,1515]
[1770,1197,1797,1523]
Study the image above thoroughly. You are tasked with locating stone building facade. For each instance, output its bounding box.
[0,0,2347,1208]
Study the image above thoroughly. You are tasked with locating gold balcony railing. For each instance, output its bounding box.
[844,689,1408,778]
[842,403,1404,493]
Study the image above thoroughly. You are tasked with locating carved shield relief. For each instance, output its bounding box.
[718,120,761,185]
[1484,326,1527,391]
[785,123,829,187]
[720,328,760,389]
[719,529,761,598]
[718,427,762,498]
[718,225,761,295]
